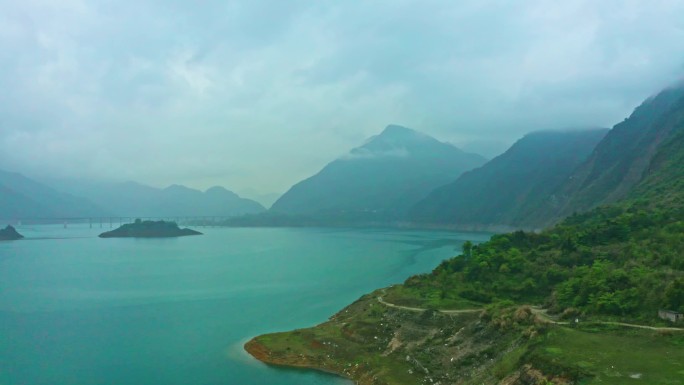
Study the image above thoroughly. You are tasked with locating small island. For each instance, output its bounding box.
[99,219,203,238]
[0,225,24,241]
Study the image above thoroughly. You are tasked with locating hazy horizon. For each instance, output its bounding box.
[2,1,683,194]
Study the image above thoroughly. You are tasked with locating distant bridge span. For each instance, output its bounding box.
[0,216,235,228]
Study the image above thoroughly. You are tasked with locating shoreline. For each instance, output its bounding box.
[244,339,361,385]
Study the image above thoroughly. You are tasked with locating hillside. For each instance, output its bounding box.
[411,129,608,230]
[0,170,109,219]
[246,85,684,384]
[270,125,486,223]
[43,180,266,218]
[630,95,684,205]
[525,84,684,226]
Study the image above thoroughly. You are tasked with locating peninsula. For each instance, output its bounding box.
[0,225,24,241]
[98,219,202,238]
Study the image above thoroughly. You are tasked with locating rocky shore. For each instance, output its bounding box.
[244,339,358,383]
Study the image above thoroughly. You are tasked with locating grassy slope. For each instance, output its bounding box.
[246,292,530,385]
[531,326,684,385]
[247,290,684,384]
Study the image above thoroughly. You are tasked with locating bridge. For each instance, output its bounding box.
[0,216,236,229]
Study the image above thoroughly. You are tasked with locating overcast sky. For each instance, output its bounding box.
[1,0,683,195]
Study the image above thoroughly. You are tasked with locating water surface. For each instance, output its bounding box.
[0,225,490,385]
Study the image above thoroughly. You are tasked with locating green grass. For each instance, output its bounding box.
[252,288,684,385]
[531,326,684,384]
[491,345,527,379]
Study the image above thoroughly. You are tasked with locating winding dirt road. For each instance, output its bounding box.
[376,295,481,314]
[377,291,684,332]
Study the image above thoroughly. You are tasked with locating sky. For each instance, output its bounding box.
[1,0,683,197]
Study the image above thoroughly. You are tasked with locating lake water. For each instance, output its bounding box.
[0,225,490,385]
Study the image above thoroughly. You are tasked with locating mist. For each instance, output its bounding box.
[1,0,683,194]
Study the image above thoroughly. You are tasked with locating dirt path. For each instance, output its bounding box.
[596,321,684,332]
[529,307,569,325]
[377,291,684,332]
[376,295,481,314]
[531,307,684,331]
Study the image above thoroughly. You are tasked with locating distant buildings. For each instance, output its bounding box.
[658,309,683,323]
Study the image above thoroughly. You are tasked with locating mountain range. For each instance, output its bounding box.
[410,129,608,230]
[527,84,684,224]
[42,180,266,218]
[0,170,109,219]
[7,84,683,227]
[0,171,265,220]
[412,83,684,230]
[270,124,487,222]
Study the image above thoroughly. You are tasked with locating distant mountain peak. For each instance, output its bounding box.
[352,125,451,158]
[271,124,487,219]
[205,186,239,198]
[205,186,228,193]
[380,124,418,135]
[164,184,189,191]
[373,124,430,142]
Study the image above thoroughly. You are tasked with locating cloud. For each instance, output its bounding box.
[0,0,683,193]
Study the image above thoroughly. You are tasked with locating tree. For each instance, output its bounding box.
[664,279,684,312]
[462,241,473,260]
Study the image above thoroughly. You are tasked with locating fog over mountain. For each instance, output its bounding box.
[271,125,486,222]
[411,128,609,229]
[0,169,109,219]
[43,179,266,218]
[1,1,683,192]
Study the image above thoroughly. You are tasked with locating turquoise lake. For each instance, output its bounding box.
[0,225,491,385]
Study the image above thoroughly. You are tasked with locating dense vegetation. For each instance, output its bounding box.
[405,84,684,320]
[405,200,684,319]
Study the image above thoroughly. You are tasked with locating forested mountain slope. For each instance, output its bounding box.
[411,129,608,229]
[525,84,684,226]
